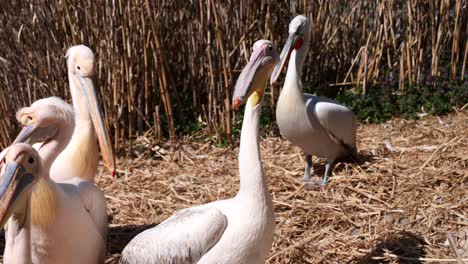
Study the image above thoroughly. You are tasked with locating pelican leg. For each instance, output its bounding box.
[303,155,323,188]
[322,162,333,185]
[303,155,313,181]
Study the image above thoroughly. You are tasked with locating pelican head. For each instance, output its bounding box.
[66,45,115,176]
[66,45,94,77]
[0,143,40,227]
[232,40,279,110]
[270,15,310,85]
[13,97,74,147]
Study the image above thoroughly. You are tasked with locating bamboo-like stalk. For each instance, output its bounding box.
[154,105,161,140]
[462,41,468,80]
[0,0,465,149]
[210,0,231,143]
[450,0,461,79]
[145,0,175,139]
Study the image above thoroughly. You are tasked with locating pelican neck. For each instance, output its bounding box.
[237,99,268,198]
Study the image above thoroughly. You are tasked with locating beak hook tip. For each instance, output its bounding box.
[233,98,240,111]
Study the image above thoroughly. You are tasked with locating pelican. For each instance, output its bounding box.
[121,40,279,264]
[0,97,107,263]
[50,45,115,182]
[0,148,7,161]
[270,15,357,185]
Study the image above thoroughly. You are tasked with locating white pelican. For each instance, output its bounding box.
[121,40,279,264]
[0,97,107,263]
[0,148,7,161]
[270,15,357,185]
[50,45,115,182]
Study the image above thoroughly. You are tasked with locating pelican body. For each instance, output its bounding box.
[50,45,115,182]
[0,97,107,263]
[121,40,279,264]
[271,15,357,185]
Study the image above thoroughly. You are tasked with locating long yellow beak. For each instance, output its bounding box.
[0,162,34,227]
[78,76,116,177]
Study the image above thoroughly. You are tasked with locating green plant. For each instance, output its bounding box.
[336,76,468,123]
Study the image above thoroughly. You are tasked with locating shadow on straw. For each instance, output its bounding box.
[353,231,427,264]
[107,223,158,256]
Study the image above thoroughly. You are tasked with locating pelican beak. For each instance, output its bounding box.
[0,148,8,164]
[78,76,116,177]
[233,43,278,110]
[0,162,35,227]
[270,33,303,85]
[12,124,58,146]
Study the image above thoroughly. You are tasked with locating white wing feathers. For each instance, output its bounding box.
[121,207,228,264]
[74,179,108,240]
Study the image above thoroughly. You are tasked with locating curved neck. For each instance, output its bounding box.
[39,122,74,174]
[284,38,309,94]
[4,196,32,264]
[32,127,66,228]
[285,51,303,91]
[237,98,267,197]
[56,73,99,179]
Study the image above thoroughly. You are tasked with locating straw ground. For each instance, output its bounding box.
[0,109,465,263]
[94,109,467,263]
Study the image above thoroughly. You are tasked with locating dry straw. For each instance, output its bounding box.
[93,109,466,263]
[0,1,466,149]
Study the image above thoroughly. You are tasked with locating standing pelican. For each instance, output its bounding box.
[270,15,357,185]
[121,40,279,264]
[50,45,115,182]
[0,97,107,263]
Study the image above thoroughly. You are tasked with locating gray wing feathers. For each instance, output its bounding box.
[305,95,357,154]
[121,207,228,264]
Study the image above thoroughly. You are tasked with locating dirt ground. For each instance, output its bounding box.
[97,109,467,263]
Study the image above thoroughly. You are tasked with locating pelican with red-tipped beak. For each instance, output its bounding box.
[0,97,107,263]
[121,40,278,264]
[50,45,115,182]
[270,15,357,185]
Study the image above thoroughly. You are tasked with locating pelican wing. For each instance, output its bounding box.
[305,94,357,151]
[73,179,108,240]
[121,207,228,264]
[57,178,107,263]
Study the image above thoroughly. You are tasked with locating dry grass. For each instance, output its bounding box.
[1,1,466,147]
[96,109,468,263]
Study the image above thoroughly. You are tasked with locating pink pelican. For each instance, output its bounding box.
[120,40,278,264]
[50,45,115,182]
[270,15,357,185]
[0,97,107,263]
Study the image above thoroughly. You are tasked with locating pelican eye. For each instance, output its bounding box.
[296,25,304,35]
[268,45,272,51]
[21,115,32,125]
[28,157,34,164]
[77,66,81,70]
